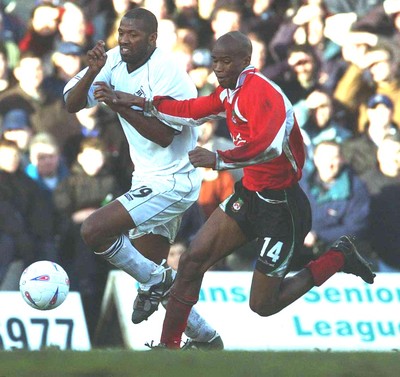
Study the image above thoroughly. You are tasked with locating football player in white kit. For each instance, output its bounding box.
[63,8,223,350]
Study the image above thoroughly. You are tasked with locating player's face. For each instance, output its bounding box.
[211,44,249,89]
[118,17,156,69]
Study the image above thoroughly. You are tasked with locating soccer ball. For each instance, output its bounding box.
[19,260,70,310]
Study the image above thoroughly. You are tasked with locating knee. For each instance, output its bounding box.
[249,297,281,317]
[178,250,208,279]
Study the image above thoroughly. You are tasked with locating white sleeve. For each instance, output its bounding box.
[63,52,114,108]
[146,53,198,131]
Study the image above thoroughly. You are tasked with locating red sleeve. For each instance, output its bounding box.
[153,87,225,120]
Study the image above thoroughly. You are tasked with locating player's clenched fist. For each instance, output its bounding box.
[87,40,107,73]
[188,146,216,169]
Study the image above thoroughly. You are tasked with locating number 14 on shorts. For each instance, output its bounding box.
[260,237,283,264]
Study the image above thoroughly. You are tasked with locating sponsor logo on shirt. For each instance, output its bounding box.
[135,86,145,97]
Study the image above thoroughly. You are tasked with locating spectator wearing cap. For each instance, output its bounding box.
[342,93,399,179]
[1,108,32,168]
[367,93,395,110]
[334,42,400,133]
[42,41,85,99]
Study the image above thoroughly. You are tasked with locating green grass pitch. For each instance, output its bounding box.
[0,350,399,377]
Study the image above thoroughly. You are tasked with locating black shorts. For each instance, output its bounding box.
[220,180,312,277]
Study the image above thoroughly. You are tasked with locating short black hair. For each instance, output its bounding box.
[215,31,252,58]
[124,8,158,34]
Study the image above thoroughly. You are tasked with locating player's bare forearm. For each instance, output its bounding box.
[93,83,173,146]
[113,92,145,108]
[117,106,175,147]
[188,146,217,169]
[65,69,99,113]
[94,84,142,112]
[66,41,107,113]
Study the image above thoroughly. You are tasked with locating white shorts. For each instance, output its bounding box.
[117,169,201,243]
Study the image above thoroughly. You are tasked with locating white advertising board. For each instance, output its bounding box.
[100,271,400,351]
[0,292,91,351]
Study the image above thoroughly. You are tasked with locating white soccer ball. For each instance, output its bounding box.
[19,260,70,310]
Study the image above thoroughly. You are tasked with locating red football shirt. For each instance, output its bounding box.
[152,66,305,191]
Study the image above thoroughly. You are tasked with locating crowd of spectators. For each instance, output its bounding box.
[1,0,400,340]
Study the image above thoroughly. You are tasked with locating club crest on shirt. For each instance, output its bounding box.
[231,109,239,124]
[232,198,244,212]
[232,133,246,146]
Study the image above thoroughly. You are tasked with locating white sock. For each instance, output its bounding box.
[161,269,217,342]
[96,234,163,285]
[184,310,218,342]
[138,262,168,291]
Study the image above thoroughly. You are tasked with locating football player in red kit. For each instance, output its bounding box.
[112,31,375,349]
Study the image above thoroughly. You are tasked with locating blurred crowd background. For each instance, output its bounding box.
[1,0,400,342]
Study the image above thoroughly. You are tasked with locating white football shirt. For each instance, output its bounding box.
[64,47,199,177]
